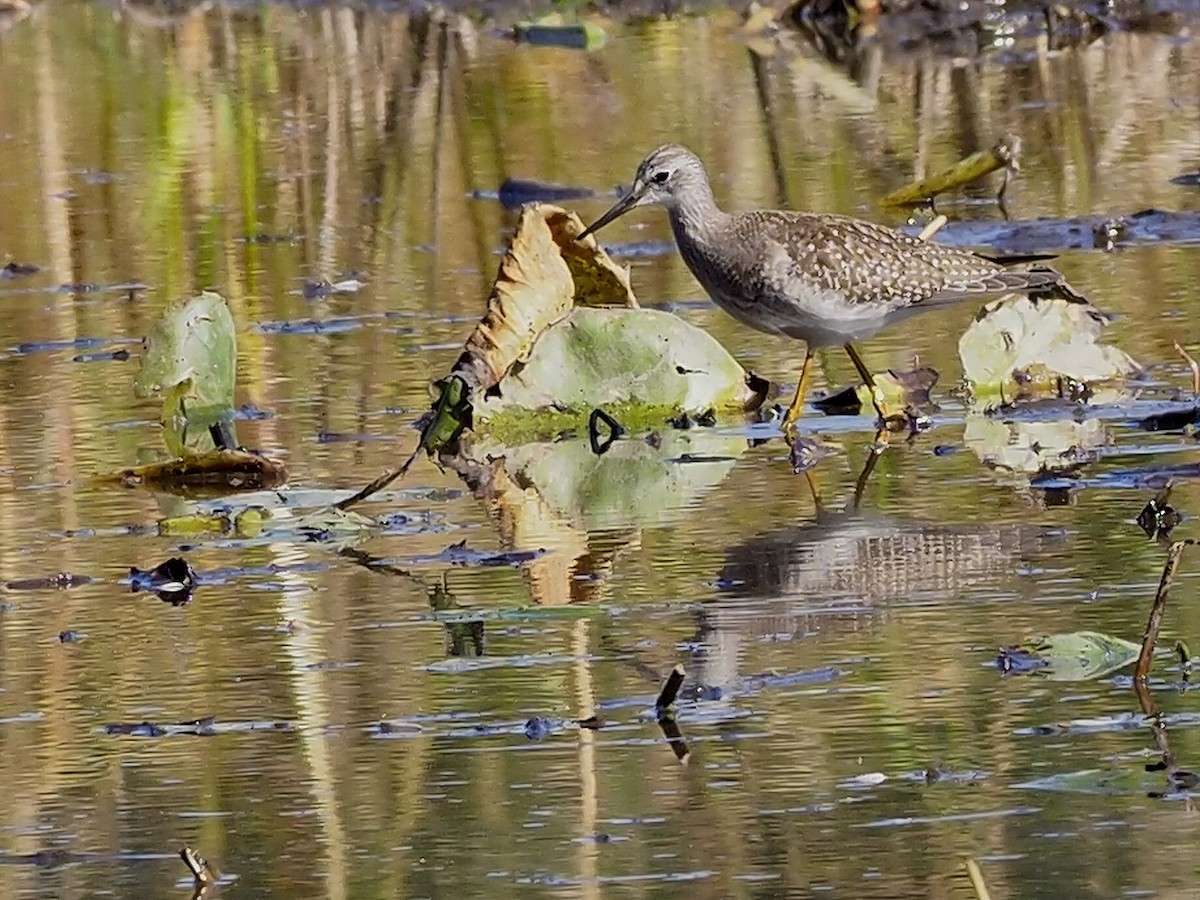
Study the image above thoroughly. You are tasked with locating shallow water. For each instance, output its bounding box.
[2,3,1200,898]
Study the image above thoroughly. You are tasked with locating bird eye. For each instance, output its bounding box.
[652,170,669,184]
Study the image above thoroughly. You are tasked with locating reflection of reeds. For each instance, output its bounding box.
[3,7,1200,896]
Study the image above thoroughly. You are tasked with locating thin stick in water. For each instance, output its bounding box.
[179,846,216,885]
[333,446,419,511]
[1135,540,1193,683]
[655,664,686,711]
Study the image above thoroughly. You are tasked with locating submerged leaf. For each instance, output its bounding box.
[998,631,1141,681]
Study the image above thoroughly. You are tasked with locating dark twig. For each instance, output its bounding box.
[658,715,690,763]
[1135,540,1193,683]
[655,664,686,711]
[335,374,470,512]
[654,665,690,762]
[180,845,216,885]
[333,446,420,511]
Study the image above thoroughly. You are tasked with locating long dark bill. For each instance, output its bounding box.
[576,185,644,242]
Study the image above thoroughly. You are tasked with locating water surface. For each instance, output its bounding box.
[1,3,1200,897]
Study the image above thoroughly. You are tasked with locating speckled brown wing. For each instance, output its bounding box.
[740,211,1062,311]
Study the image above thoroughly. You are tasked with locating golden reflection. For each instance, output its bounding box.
[0,5,1199,898]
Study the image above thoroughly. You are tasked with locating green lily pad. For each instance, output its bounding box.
[1000,631,1142,681]
[474,307,765,435]
[135,291,237,455]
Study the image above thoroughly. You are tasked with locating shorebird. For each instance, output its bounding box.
[577,144,1061,435]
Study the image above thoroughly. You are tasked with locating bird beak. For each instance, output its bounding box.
[577,183,645,242]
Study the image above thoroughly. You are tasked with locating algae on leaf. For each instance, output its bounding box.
[475,307,765,429]
[438,203,761,441]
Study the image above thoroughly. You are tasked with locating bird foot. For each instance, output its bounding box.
[787,435,833,474]
[870,395,929,435]
[878,412,916,433]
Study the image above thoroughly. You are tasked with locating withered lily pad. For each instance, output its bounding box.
[960,294,1140,409]
[96,450,287,497]
[426,203,763,449]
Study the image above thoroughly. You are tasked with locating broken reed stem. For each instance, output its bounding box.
[179,846,216,885]
[655,664,686,711]
[916,214,948,243]
[880,135,1019,208]
[1135,540,1193,682]
[964,858,993,900]
[334,446,419,511]
[1174,341,1200,396]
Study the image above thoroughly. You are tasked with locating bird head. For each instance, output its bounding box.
[578,144,706,240]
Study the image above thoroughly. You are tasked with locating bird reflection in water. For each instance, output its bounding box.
[686,451,1062,697]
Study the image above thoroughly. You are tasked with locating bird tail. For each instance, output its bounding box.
[1021,265,1091,305]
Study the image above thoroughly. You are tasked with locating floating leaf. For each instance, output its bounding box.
[998,631,1141,681]
[135,291,237,454]
[959,294,1141,410]
[158,506,271,538]
[95,449,287,497]
[476,307,766,429]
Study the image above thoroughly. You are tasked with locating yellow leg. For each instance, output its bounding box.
[782,346,815,433]
[852,443,885,509]
[803,470,825,511]
[842,342,889,422]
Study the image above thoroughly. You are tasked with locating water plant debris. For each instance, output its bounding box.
[179,846,217,885]
[880,134,1021,209]
[1135,540,1193,683]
